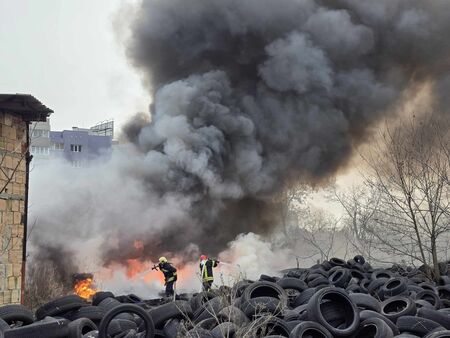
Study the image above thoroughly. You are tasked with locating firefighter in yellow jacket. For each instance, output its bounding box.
[156,257,177,297]
[199,255,219,291]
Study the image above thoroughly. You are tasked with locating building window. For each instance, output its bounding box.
[54,143,64,150]
[71,144,82,152]
[30,146,50,155]
[32,130,49,138]
[71,161,82,168]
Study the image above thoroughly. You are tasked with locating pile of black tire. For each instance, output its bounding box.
[3,256,450,337]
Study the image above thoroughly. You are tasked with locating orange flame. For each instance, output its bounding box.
[74,278,97,300]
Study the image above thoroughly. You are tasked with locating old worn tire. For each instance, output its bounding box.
[98,304,155,338]
[107,319,137,336]
[306,287,359,336]
[35,295,88,320]
[242,281,286,303]
[289,321,333,338]
[211,322,238,338]
[187,328,215,337]
[217,306,249,326]
[353,317,394,338]
[396,316,444,336]
[349,293,381,312]
[0,304,34,325]
[148,300,192,328]
[190,292,217,312]
[418,307,450,329]
[359,310,400,335]
[66,306,105,324]
[82,330,98,338]
[425,331,450,338]
[4,317,69,338]
[381,278,408,299]
[162,318,180,338]
[68,318,97,338]
[329,269,351,288]
[293,288,316,307]
[416,290,441,309]
[92,292,115,307]
[381,296,416,322]
[240,297,282,318]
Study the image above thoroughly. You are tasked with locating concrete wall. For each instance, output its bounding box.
[0,112,27,304]
[50,129,112,166]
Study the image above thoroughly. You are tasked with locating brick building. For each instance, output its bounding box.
[0,94,53,304]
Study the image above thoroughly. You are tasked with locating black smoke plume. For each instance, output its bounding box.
[105,0,450,262]
[29,1,450,272]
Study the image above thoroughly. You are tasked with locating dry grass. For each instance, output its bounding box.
[23,260,71,311]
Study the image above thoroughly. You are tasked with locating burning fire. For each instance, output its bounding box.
[73,273,97,300]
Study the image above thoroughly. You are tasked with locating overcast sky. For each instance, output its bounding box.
[0,0,149,133]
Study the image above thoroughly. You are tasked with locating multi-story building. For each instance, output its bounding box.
[0,94,53,304]
[30,119,51,161]
[50,126,112,167]
[30,120,113,167]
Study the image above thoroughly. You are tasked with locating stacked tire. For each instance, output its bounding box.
[3,256,450,337]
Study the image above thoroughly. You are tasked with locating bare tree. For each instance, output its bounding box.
[332,185,391,264]
[360,115,450,278]
[296,208,341,262]
[275,183,311,246]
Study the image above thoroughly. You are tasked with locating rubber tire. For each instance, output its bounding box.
[0,304,34,325]
[259,274,278,283]
[329,269,351,288]
[210,322,238,338]
[107,319,137,336]
[418,307,450,329]
[276,278,307,292]
[381,296,416,322]
[289,321,333,338]
[98,304,155,338]
[162,319,180,338]
[35,295,87,320]
[349,293,381,312]
[240,297,282,318]
[308,276,330,288]
[4,317,69,338]
[68,318,97,338]
[242,281,286,303]
[359,310,400,336]
[82,331,98,338]
[187,328,214,337]
[353,317,393,338]
[381,278,408,298]
[149,300,192,328]
[396,316,444,336]
[416,290,441,309]
[92,292,115,306]
[293,288,316,307]
[217,306,249,326]
[425,331,450,338]
[66,306,105,324]
[306,287,360,337]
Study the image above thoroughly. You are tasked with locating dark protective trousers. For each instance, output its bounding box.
[165,281,175,297]
[202,280,213,291]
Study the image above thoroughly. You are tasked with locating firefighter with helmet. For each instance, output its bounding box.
[199,255,219,291]
[155,257,177,297]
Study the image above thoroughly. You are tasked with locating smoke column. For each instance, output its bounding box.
[30,0,450,277]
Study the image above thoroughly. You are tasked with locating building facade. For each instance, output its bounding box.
[0,94,52,305]
[30,121,113,167]
[30,119,51,161]
[50,127,112,167]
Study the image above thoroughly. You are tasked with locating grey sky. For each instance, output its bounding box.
[0,0,149,132]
